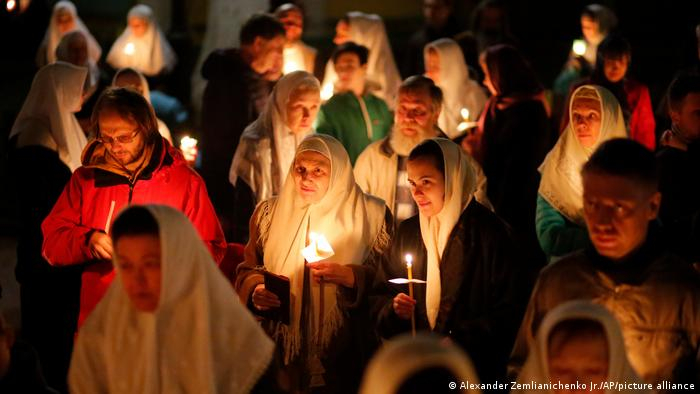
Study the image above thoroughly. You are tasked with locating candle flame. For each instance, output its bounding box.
[572,39,587,56]
[6,0,16,11]
[180,136,198,162]
[124,42,135,56]
[303,232,335,263]
[460,108,470,120]
[283,60,301,75]
[405,253,413,268]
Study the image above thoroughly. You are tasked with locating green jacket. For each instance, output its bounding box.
[535,193,590,262]
[315,92,392,165]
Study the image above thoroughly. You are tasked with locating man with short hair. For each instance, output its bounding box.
[315,42,392,164]
[509,139,700,390]
[200,13,285,238]
[354,75,489,225]
[657,72,700,261]
[43,88,226,329]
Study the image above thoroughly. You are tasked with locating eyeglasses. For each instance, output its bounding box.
[98,129,140,146]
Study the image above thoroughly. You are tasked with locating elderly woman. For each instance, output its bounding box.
[106,4,177,76]
[374,138,531,383]
[424,38,487,139]
[537,85,627,261]
[112,67,173,144]
[235,134,391,393]
[513,301,648,394]
[320,12,401,108]
[36,0,101,67]
[229,70,320,242]
[69,205,274,393]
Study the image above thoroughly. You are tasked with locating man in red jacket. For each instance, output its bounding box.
[42,87,227,327]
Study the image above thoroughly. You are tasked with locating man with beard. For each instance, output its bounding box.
[354,75,490,226]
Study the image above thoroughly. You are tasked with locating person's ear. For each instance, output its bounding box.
[252,36,265,56]
[647,191,661,220]
[669,106,681,125]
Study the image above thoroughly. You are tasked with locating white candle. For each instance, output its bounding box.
[573,39,587,56]
[180,136,198,163]
[405,253,416,337]
[302,232,334,263]
[6,0,16,12]
[124,42,135,56]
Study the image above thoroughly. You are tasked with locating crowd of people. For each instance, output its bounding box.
[3,0,700,393]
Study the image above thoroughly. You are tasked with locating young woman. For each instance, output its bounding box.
[69,205,273,393]
[235,134,391,393]
[374,138,532,383]
[537,85,627,261]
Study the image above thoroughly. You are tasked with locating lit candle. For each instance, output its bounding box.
[302,232,334,263]
[572,39,587,57]
[405,253,416,337]
[457,107,473,133]
[180,135,198,164]
[320,82,334,101]
[124,42,135,56]
[6,0,16,12]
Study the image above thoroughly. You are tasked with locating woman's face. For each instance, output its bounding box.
[572,96,602,148]
[56,9,76,34]
[548,332,608,394]
[115,234,162,313]
[407,156,445,217]
[293,150,331,204]
[286,88,320,134]
[603,55,629,83]
[128,16,149,38]
[480,55,497,96]
[334,20,351,45]
[581,16,601,44]
[425,49,441,84]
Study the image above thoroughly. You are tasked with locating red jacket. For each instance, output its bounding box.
[42,137,227,326]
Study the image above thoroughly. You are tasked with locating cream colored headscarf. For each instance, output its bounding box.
[111,68,173,144]
[38,1,102,66]
[417,139,478,329]
[514,300,648,394]
[359,333,482,394]
[230,71,320,202]
[106,4,177,76]
[69,205,273,394]
[55,30,101,101]
[320,12,401,108]
[264,134,386,363]
[10,61,87,172]
[538,85,627,225]
[424,38,487,139]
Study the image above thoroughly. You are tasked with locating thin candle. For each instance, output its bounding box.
[405,253,416,337]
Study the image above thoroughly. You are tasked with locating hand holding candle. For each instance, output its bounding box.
[456,107,478,134]
[406,254,416,337]
[180,135,198,164]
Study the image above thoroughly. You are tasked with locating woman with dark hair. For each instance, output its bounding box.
[463,45,551,262]
[374,138,531,383]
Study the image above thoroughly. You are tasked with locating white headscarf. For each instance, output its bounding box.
[69,205,273,394]
[230,71,320,202]
[9,61,87,172]
[106,4,177,76]
[38,1,102,66]
[424,38,487,139]
[320,12,401,108]
[111,68,173,144]
[264,134,386,363]
[56,30,101,101]
[418,139,477,329]
[514,300,648,394]
[538,85,627,225]
[360,333,482,394]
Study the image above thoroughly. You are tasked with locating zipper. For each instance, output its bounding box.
[128,180,135,204]
[357,95,374,140]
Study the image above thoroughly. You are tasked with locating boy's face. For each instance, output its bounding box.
[582,172,660,261]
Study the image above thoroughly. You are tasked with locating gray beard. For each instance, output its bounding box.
[389,124,437,156]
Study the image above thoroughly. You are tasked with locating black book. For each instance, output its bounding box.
[257,270,290,325]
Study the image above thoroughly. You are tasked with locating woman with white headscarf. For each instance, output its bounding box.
[56,30,102,103]
[424,38,487,139]
[373,138,532,384]
[8,61,88,392]
[236,134,391,394]
[112,67,173,144]
[320,12,401,109]
[106,4,177,76]
[69,205,274,393]
[36,0,102,67]
[229,70,320,243]
[537,85,627,261]
[360,333,482,394]
[514,300,649,394]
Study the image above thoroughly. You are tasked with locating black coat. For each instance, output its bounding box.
[373,200,537,383]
